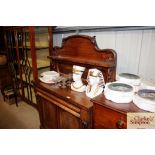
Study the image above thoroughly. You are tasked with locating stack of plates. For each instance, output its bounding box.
[104,82,134,103]
[118,73,141,92]
[133,89,155,112]
[118,73,141,85]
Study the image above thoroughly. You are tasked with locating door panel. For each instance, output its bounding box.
[42,98,58,128]
[59,108,81,129]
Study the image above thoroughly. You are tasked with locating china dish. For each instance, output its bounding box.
[138,89,155,101]
[40,70,60,83]
[39,77,55,84]
[104,82,134,103]
[40,71,60,78]
[108,82,133,92]
[118,73,141,86]
[133,89,155,112]
[119,73,140,79]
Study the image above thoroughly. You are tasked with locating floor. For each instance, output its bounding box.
[0,92,40,129]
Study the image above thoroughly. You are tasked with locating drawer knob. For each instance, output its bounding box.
[116,120,125,129]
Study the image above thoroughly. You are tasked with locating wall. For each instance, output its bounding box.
[53,29,155,80]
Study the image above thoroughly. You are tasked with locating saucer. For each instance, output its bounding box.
[39,77,55,84]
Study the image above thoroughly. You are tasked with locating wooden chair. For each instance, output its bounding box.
[3,63,19,106]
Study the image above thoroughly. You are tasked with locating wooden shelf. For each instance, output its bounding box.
[48,55,116,68]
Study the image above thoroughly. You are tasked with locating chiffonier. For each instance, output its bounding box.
[34,35,117,129]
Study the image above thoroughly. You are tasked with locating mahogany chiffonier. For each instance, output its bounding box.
[34,35,117,129]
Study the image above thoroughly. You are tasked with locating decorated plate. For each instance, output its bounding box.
[119,73,140,79]
[137,89,155,101]
[108,83,133,92]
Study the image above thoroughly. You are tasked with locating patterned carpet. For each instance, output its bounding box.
[0,92,40,129]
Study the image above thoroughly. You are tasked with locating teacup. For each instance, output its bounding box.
[42,71,59,82]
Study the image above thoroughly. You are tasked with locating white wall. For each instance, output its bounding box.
[53,29,155,80]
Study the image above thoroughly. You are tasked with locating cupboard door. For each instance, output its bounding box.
[38,96,58,129]
[59,108,82,129]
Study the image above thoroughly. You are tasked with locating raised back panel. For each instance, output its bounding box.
[49,35,117,83]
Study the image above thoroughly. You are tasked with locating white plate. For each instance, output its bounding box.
[39,77,55,84]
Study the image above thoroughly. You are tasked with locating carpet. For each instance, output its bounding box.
[0,92,40,129]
